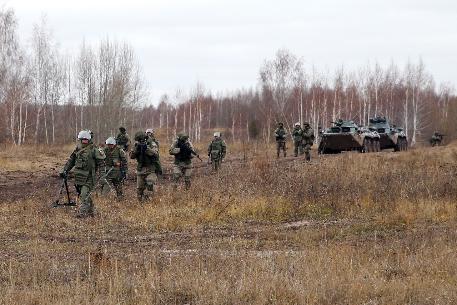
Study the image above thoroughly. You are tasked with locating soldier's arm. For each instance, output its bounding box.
[120,149,128,170]
[221,141,227,158]
[94,147,106,173]
[129,143,138,159]
[207,142,212,156]
[169,141,179,155]
[145,143,159,157]
[62,150,77,174]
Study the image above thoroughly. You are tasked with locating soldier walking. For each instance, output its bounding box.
[130,131,160,202]
[292,122,304,157]
[60,130,106,218]
[302,122,315,161]
[101,137,127,199]
[169,133,196,189]
[274,122,287,158]
[207,132,227,171]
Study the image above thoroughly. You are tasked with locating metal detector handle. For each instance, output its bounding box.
[64,177,72,204]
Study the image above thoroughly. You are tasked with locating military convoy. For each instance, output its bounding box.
[318,117,407,154]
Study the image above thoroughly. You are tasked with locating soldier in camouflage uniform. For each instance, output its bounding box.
[430,131,444,147]
[115,127,130,181]
[146,128,163,175]
[292,122,304,157]
[116,127,131,151]
[207,132,227,171]
[101,137,127,199]
[274,122,287,158]
[130,131,160,202]
[60,130,106,218]
[302,122,315,161]
[169,133,196,189]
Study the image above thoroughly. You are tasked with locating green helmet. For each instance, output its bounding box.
[134,131,147,142]
[177,132,189,141]
[119,126,126,133]
[303,122,310,127]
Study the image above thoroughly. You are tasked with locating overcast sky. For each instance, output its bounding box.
[5,0,457,104]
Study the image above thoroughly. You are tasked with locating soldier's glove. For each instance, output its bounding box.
[59,171,67,179]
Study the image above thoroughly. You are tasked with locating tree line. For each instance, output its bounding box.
[1,8,456,146]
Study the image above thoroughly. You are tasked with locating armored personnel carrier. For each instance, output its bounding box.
[368,117,408,151]
[318,119,380,154]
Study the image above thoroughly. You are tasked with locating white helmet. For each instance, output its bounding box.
[146,128,154,134]
[78,130,91,140]
[105,137,116,145]
[294,122,300,127]
[214,132,221,137]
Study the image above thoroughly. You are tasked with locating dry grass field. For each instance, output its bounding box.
[1,141,457,304]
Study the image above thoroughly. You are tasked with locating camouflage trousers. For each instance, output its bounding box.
[294,140,304,157]
[276,141,286,158]
[136,167,157,201]
[101,177,123,199]
[76,184,94,217]
[173,161,192,189]
[303,143,312,161]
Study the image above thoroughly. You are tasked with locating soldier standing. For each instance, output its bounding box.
[430,131,444,147]
[60,130,106,218]
[102,137,127,199]
[169,133,196,189]
[146,128,163,175]
[116,127,131,151]
[292,122,304,157]
[207,132,227,171]
[274,122,287,158]
[302,122,315,161]
[130,131,160,202]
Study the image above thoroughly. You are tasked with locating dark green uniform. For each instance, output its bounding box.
[430,132,443,147]
[116,131,131,151]
[169,135,195,189]
[102,146,127,198]
[302,124,315,161]
[274,126,287,158]
[292,126,304,157]
[62,143,105,217]
[130,133,160,202]
[207,138,227,171]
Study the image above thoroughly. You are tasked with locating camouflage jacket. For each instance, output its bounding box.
[292,127,303,142]
[130,141,159,171]
[116,132,131,150]
[103,146,127,179]
[169,139,195,165]
[274,127,287,142]
[302,127,315,144]
[208,139,227,160]
[147,136,160,150]
[63,144,106,187]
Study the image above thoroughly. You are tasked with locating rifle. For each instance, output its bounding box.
[191,149,203,162]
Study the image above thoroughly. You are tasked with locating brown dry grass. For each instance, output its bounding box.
[1,142,457,304]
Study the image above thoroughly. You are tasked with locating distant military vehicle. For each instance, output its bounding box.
[368,117,408,151]
[318,119,380,154]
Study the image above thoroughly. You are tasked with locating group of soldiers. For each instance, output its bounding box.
[59,127,227,218]
[274,122,315,161]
